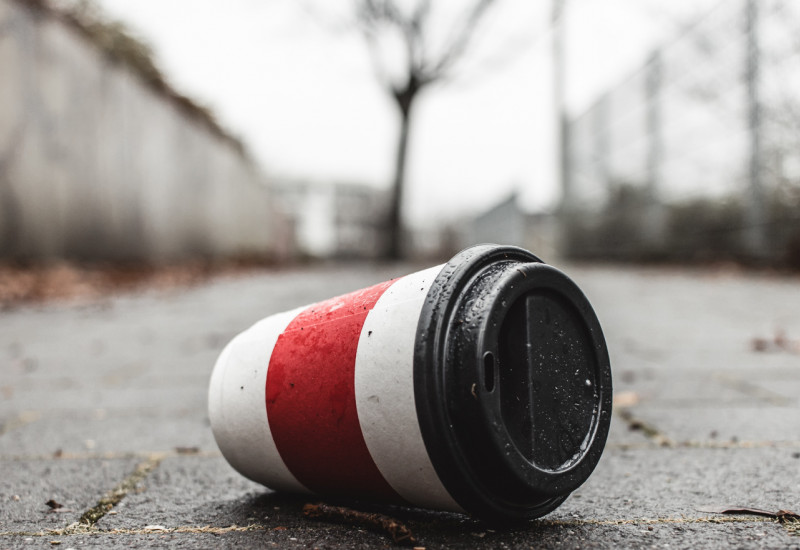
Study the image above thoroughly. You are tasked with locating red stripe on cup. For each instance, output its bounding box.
[265,279,402,501]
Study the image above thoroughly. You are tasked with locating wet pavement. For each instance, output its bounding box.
[1,261,799,549]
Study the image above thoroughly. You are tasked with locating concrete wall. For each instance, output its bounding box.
[0,0,276,262]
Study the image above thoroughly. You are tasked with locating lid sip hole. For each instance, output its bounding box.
[483,351,496,392]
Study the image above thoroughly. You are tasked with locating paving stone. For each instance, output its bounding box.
[2,517,796,549]
[605,413,653,447]
[614,371,754,406]
[97,445,800,533]
[0,457,138,533]
[0,411,215,457]
[98,455,265,530]
[754,379,800,405]
[634,406,800,443]
[2,263,800,548]
[0,383,209,417]
[551,446,800,521]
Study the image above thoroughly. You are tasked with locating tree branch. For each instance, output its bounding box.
[355,0,499,89]
[360,27,397,91]
[430,0,496,78]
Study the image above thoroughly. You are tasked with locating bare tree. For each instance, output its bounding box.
[354,0,498,259]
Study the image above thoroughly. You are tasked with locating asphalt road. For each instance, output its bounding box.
[2,260,799,549]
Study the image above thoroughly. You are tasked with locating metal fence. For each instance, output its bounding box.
[563,0,800,265]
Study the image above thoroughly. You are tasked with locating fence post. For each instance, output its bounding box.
[553,0,570,211]
[745,0,767,258]
[644,48,666,252]
[553,0,575,256]
[594,93,610,195]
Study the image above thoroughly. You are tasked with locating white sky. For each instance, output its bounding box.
[95,0,720,228]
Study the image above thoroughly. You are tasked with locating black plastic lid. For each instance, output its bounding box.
[414,244,612,522]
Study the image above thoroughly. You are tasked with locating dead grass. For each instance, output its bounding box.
[0,260,269,307]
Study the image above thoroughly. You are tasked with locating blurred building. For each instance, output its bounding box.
[273,180,388,259]
[464,193,558,261]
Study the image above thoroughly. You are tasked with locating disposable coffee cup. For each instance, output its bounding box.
[209,244,612,522]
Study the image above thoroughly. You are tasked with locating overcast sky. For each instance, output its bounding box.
[95,0,720,228]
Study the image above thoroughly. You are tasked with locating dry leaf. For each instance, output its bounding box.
[613,391,640,408]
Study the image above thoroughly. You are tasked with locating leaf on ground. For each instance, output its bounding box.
[174,446,200,455]
[751,329,800,355]
[613,391,640,408]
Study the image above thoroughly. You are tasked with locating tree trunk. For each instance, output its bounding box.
[385,98,413,260]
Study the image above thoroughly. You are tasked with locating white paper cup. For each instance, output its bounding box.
[209,244,612,522]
